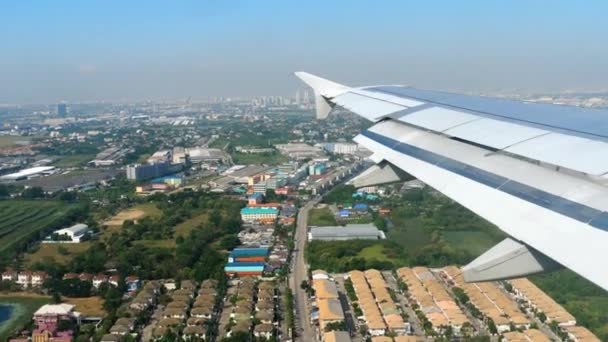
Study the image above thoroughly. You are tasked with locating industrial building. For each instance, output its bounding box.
[224,262,265,276]
[147,150,172,164]
[172,147,229,164]
[274,143,323,159]
[47,224,90,243]
[308,223,384,241]
[0,166,56,181]
[90,147,128,166]
[228,248,269,263]
[240,207,279,223]
[126,162,182,181]
[323,142,359,155]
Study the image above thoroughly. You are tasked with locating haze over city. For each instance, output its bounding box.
[2,0,608,103]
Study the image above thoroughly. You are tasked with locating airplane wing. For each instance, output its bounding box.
[295,71,608,291]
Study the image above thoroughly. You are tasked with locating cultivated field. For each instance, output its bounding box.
[0,201,74,254]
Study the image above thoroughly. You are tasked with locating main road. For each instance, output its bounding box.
[289,197,321,342]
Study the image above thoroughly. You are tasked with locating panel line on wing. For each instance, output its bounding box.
[360,129,608,232]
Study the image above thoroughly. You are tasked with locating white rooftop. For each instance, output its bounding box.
[0,166,56,180]
[34,303,75,316]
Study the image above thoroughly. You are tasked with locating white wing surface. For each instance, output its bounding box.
[296,72,608,291]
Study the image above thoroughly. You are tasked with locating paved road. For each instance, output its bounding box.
[334,275,364,342]
[381,271,426,338]
[289,198,320,342]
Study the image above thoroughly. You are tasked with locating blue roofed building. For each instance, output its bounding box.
[353,203,369,211]
[228,248,269,262]
[338,209,351,218]
[248,192,264,205]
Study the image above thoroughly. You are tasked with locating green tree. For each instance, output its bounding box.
[22,186,45,199]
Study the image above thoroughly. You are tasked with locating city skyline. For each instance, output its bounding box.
[2,0,608,103]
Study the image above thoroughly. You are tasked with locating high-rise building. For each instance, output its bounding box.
[126,162,179,181]
[57,103,68,116]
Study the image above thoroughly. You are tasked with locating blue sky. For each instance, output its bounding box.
[1,0,608,103]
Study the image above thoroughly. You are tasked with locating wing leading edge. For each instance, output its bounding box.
[295,72,608,292]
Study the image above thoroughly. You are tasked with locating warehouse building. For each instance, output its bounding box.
[240,207,279,223]
[0,166,56,181]
[308,223,384,241]
[228,248,269,263]
[224,262,265,277]
[48,224,90,243]
[126,162,183,181]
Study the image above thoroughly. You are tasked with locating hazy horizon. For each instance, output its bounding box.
[2,0,608,104]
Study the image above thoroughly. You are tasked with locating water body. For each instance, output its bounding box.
[0,304,14,326]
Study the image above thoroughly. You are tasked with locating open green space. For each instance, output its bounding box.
[231,152,288,165]
[0,294,51,341]
[0,200,76,255]
[25,242,92,266]
[386,213,432,253]
[307,240,406,272]
[174,212,208,237]
[356,243,406,264]
[308,207,337,226]
[442,230,498,256]
[51,154,95,167]
[0,136,30,148]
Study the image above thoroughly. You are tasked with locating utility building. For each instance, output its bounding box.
[308,223,384,241]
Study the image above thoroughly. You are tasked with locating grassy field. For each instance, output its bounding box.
[25,242,91,266]
[356,243,406,265]
[174,213,208,237]
[0,294,51,341]
[51,154,95,167]
[63,296,106,317]
[442,230,499,256]
[0,136,30,148]
[308,207,338,226]
[231,152,288,165]
[386,215,432,253]
[0,201,74,254]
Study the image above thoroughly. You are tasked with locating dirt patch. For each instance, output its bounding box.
[104,209,146,226]
[63,296,106,317]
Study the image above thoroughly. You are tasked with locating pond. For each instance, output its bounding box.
[0,304,14,326]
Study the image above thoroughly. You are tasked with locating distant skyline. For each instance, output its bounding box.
[2,0,608,104]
